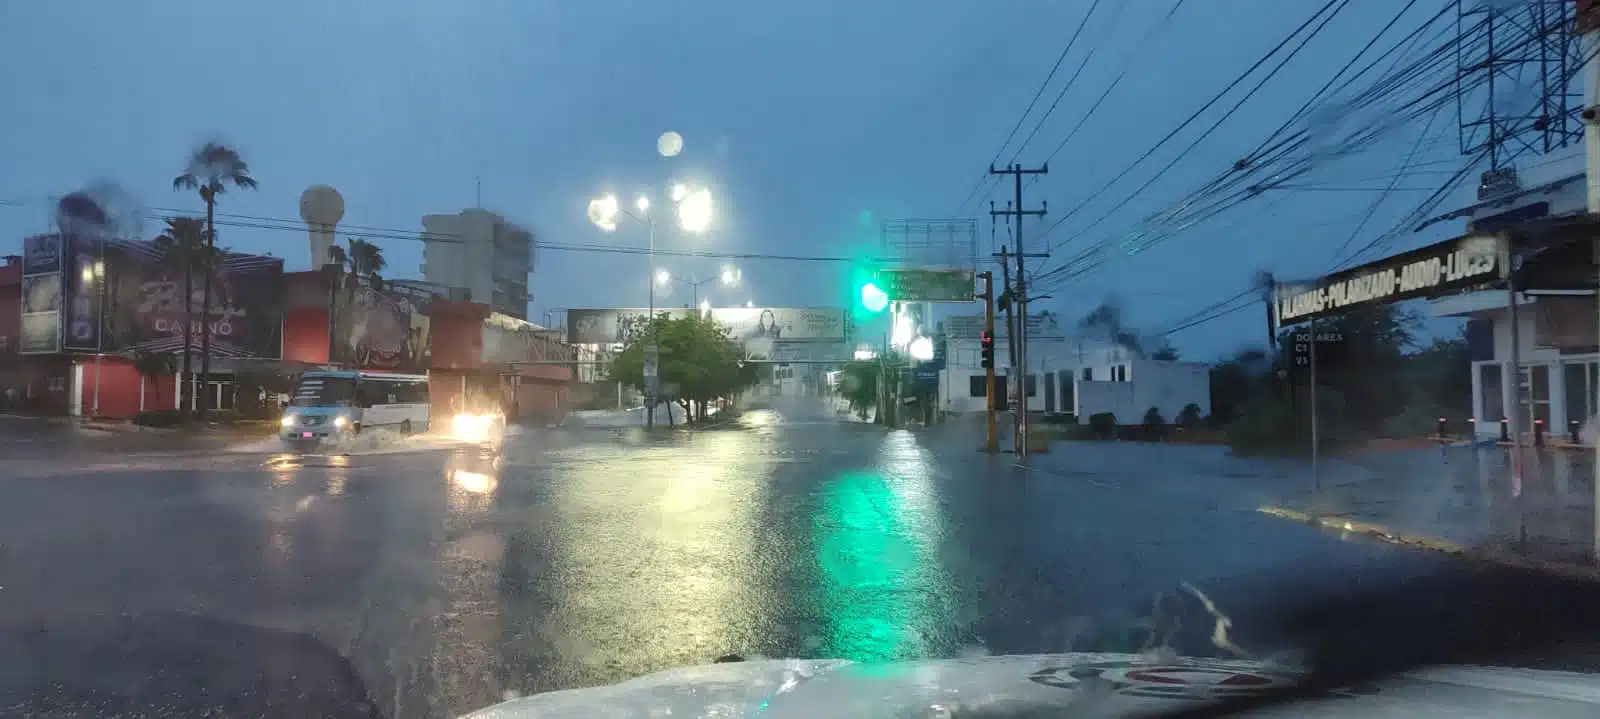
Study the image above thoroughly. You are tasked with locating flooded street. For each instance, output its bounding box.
[0,402,1467,717]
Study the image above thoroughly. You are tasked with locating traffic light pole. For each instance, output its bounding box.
[980,271,998,453]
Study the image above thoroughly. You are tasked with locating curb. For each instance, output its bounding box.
[1256,505,1600,580]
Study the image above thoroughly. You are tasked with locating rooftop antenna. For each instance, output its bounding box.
[475,177,482,208]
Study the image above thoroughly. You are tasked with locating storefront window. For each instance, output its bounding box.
[1479,363,1503,422]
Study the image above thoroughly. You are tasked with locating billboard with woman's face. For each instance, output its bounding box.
[565,307,848,345]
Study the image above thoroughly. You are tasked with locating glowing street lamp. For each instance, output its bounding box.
[677,187,714,234]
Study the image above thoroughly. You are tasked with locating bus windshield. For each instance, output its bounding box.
[290,375,358,408]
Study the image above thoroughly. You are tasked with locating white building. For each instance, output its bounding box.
[421,209,533,319]
[1428,146,1594,441]
[936,314,1211,424]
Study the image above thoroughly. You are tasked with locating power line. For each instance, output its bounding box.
[1032,0,1347,251]
[0,201,865,264]
[951,0,1107,216]
[1008,0,1120,162]
[1032,0,1187,173]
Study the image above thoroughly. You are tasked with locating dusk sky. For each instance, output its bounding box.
[0,1,1498,359]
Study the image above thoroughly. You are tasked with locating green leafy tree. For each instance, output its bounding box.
[173,142,257,421]
[151,216,218,424]
[608,312,758,425]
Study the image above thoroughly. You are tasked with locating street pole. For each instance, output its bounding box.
[646,219,656,430]
[990,164,1048,456]
[1580,16,1600,562]
[1507,270,1527,551]
[982,271,998,452]
[1309,317,1320,497]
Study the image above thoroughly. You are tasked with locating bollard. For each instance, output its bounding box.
[1500,417,1510,442]
[1534,419,1545,448]
[1571,419,1582,444]
[1437,417,1448,440]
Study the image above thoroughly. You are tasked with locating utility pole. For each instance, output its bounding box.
[1261,271,1278,352]
[989,164,1048,456]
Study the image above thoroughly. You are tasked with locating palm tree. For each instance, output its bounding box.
[152,217,211,424]
[173,142,257,421]
[346,237,386,288]
[326,238,386,366]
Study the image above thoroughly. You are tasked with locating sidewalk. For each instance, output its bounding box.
[1016,438,1600,573]
[1256,445,1600,572]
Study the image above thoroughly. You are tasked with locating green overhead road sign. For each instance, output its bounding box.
[875,268,977,302]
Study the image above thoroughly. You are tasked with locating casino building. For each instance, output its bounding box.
[1,232,578,422]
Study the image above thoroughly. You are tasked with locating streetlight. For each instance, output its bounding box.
[678,187,714,234]
[587,183,718,428]
[655,264,740,307]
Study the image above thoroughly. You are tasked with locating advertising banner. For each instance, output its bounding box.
[21,274,61,315]
[330,282,430,370]
[944,312,1066,340]
[99,238,285,359]
[1273,233,1504,327]
[22,234,61,276]
[19,313,60,354]
[566,307,848,345]
[61,233,104,351]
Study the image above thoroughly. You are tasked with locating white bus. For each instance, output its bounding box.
[280,371,431,444]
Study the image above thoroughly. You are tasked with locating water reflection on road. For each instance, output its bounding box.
[0,402,1442,718]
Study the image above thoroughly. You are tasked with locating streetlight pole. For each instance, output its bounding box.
[646,218,655,429]
[588,182,715,432]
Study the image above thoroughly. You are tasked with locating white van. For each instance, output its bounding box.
[280,371,431,444]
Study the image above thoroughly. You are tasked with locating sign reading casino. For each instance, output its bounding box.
[1275,233,1504,326]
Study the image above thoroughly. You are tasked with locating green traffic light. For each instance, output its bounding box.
[860,282,888,313]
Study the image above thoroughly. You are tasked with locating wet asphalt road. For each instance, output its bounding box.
[0,399,1457,717]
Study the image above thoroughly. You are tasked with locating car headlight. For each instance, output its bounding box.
[333,416,348,428]
[280,415,295,427]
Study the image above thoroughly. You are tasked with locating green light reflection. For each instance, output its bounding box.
[812,469,946,664]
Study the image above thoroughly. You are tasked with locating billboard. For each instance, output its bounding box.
[945,312,1066,340]
[330,282,430,370]
[22,234,62,276]
[61,233,104,351]
[98,237,285,359]
[566,307,848,345]
[18,234,62,355]
[1273,233,1503,327]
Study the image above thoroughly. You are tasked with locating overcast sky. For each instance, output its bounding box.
[0,1,1512,358]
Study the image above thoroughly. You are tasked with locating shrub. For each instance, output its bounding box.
[1088,412,1117,440]
[1178,403,1203,427]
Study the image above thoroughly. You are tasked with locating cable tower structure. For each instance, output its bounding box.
[1456,0,1584,199]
